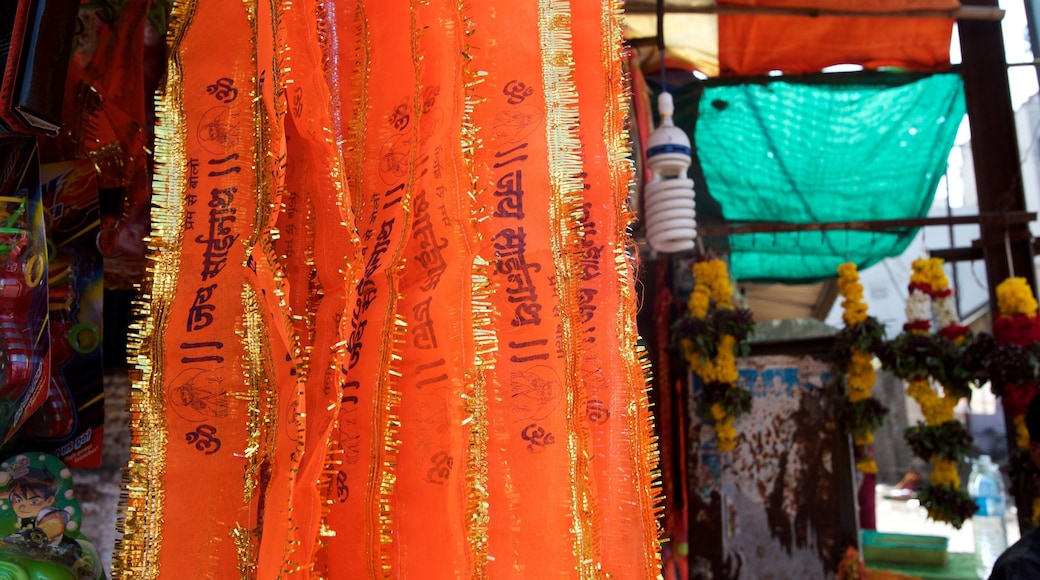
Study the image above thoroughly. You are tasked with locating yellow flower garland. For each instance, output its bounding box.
[710,403,737,452]
[995,277,1040,525]
[686,258,742,453]
[846,351,875,403]
[906,378,957,426]
[930,457,960,488]
[997,277,1039,317]
[838,263,868,326]
[905,257,971,505]
[854,431,874,446]
[911,257,949,293]
[838,263,880,474]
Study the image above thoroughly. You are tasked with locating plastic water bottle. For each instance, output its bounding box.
[969,455,1008,579]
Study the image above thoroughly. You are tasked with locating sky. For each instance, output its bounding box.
[954,1,1038,135]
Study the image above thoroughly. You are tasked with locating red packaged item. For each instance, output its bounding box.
[0,136,50,444]
[22,160,105,468]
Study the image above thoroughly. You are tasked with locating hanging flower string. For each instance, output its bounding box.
[673,257,754,453]
[990,278,1040,407]
[833,263,887,475]
[992,277,1040,523]
[881,257,977,528]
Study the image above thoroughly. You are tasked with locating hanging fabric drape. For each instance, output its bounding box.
[625,0,959,77]
[115,1,661,578]
[717,0,957,76]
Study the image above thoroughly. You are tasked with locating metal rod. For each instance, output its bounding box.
[695,212,1037,236]
[624,3,1004,21]
[657,0,666,88]
[1024,0,1040,88]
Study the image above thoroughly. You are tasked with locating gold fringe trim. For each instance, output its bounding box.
[365,4,427,570]
[605,1,663,575]
[459,1,493,575]
[632,344,664,577]
[378,314,406,575]
[239,283,271,504]
[250,223,305,579]
[465,263,495,577]
[230,523,260,578]
[113,1,197,577]
[537,1,600,576]
[245,0,272,250]
[343,0,370,212]
[239,0,271,516]
[372,2,432,573]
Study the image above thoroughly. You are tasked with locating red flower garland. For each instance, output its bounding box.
[993,314,1040,348]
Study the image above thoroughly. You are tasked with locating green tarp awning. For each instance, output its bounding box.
[658,71,966,283]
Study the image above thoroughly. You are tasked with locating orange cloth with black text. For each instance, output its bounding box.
[116,1,661,578]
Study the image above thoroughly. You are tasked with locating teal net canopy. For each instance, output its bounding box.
[660,71,965,283]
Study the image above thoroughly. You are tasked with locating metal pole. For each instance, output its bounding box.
[960,0,1039,533]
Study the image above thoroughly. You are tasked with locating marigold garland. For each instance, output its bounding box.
[673,257,753,453]
[997,278,1039,317]
[993,277,1040,525]
[930,458,960,487]
[833,263,887,475]
[887,257,977,528]
[989,277,1040,403]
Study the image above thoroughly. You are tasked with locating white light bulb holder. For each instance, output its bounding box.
[643,90,697,253]
[646,91,692,181]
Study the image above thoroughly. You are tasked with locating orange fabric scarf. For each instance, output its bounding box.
[116,1,660,577]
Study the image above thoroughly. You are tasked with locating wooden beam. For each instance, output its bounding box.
[929,246,984,263]
[810,279,839,321]
[695,212,1037,236]
[932,238,1040,263]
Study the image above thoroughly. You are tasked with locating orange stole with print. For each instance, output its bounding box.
[273,1,362,574]
[570,0,662,576]
[468,1,594,576]
[390,0,475,576]
[321,0,415,576]
[122,0,265,577]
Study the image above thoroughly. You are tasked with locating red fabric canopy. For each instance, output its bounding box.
[718,0,957,76]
